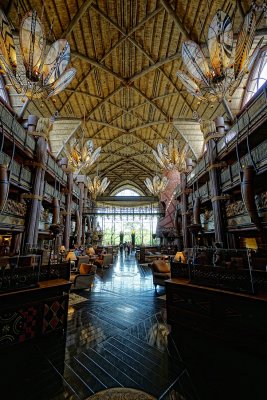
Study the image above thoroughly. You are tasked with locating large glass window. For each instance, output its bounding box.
[243,46,267,106]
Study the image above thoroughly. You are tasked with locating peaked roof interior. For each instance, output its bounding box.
[3,0,265,195]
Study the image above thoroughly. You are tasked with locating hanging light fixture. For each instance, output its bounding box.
[87,176,110,199]
[144,175,169,196]
[0,9,76,100]
[65,137,101,173]
[152,139,189,172]
[176,7,264,121]
[64,105,101,173]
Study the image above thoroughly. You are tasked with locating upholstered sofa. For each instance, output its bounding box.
[150,260,171,290]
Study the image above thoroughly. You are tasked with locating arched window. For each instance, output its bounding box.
[115,189,140,196]
[0,76,9,105]
[242,45,267,107]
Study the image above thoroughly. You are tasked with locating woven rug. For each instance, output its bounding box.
[86,388,156,399]
[69,292,88,306]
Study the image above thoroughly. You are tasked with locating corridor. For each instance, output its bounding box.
[61,252,196,399]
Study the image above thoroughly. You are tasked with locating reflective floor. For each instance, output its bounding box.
[2,252,267,400]
[61,252,197,400]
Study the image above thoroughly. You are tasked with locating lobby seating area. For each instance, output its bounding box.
[2,1,267,400]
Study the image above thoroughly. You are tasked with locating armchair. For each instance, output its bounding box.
[71,263,97,291]
[151,260,171,290]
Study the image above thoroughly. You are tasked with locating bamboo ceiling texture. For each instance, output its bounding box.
[3,0,263,195]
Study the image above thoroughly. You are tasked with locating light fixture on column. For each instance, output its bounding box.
[152,139,189,172]
[0,8,76,100]
[144,175,169,196]
[176,7,264,121]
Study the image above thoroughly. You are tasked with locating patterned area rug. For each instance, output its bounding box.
[86,388,156,399]
[68,293,88,306]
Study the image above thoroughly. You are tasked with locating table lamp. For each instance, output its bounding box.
[174,251,186,263]
[59,245,66,253]
[66,251,77,269]
[59,245,66,262]
[87,247,95,256]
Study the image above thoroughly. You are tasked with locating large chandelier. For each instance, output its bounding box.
[176,7,264,120]
[144,176,169,196]
[0,9,76,100]
[87,176,110,199]
[152,139,189,171]
[65,138,101,173]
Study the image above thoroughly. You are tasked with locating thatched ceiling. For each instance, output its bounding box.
[2,0,264,195]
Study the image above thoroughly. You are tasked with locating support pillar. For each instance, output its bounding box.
[204,117,226,246]
[75,175,85,246]
[82,186,88,245]
[24,116,48,250]
[63,171,73,250]
[181,173,190,249]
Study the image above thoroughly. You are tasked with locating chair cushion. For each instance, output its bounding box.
[80,263,95,274]
[152,260,170,273]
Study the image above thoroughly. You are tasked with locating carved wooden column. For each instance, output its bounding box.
[24,116,48,249]
[82,186,88,245]
[203,118,226,246]
[180,173,190,249]
[75,175,86,246]
[63,170,73,250]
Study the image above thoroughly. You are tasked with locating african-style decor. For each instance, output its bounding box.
[0,8,76,100]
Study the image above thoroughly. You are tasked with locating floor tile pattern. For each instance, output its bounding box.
[1,252,197,400]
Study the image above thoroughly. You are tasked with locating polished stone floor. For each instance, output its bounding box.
[2,252,267,400]
[59,252,197,400]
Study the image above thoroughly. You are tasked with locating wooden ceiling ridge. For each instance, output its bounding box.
[57,0,194,123]
[100,157,157,176]
[61,0,95,39]
[58,1,167,113]
[91,2,194,115]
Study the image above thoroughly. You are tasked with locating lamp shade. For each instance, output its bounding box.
[87,247,95,256]
[174,252,186,263]
[66,251,77,262]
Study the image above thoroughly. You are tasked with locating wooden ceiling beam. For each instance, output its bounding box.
[99,158,156,175]
[71,50,126,83]
[236,0,245,18]
[160,0,190,39]
[87,119,126,133]
[129,121,167,132]
[61,0,95,38]
[129,51,180,83]
[91,1,190,117]
[65,89,103,100]
[130,86,169,120]
[86,85,124,120]
[5,0,15,15]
